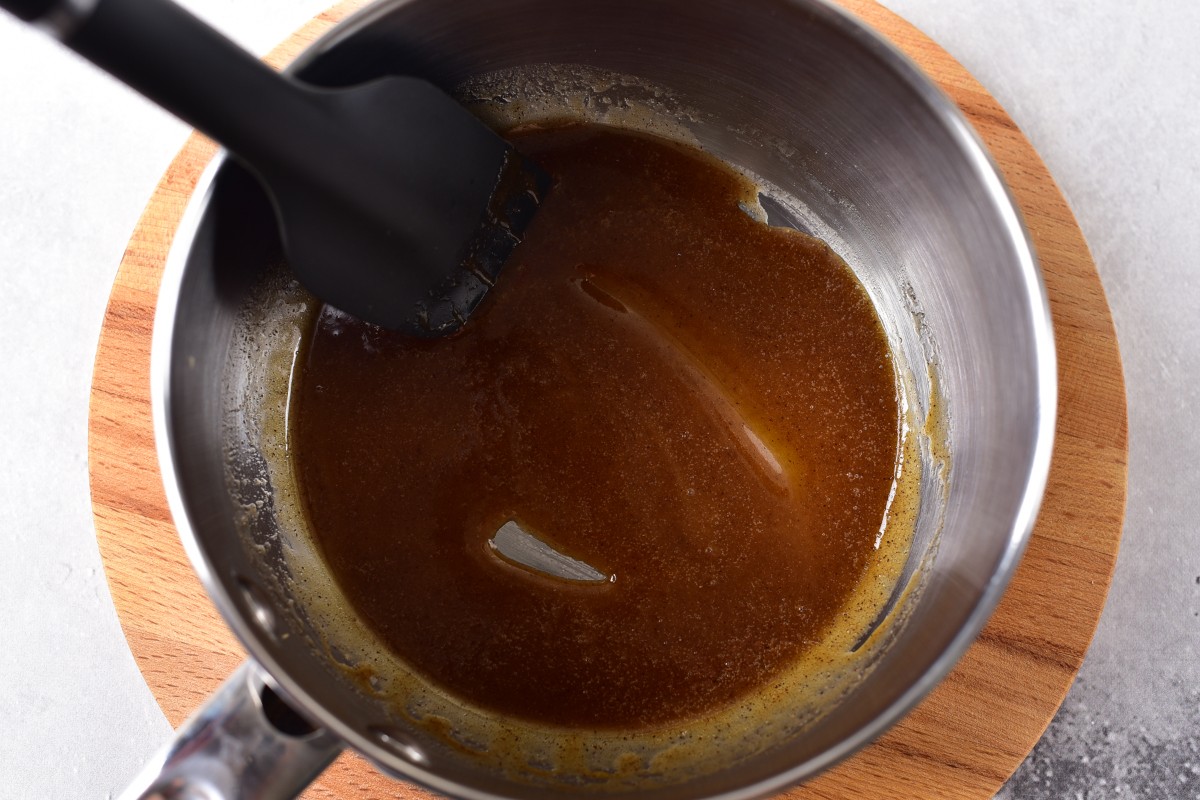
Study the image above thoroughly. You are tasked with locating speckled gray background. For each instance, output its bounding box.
[1,1,1196,797]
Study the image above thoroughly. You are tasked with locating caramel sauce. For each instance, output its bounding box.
[291,124,898,730]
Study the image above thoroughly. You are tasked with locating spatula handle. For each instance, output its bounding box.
[0,0,56,22]
[2,0,322,170]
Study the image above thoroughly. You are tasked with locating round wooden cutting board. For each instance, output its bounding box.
[88,1,1128,797]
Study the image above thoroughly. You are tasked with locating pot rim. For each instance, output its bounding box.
[150,0,1056,796]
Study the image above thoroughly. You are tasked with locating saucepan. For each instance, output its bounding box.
[129,0,1055,796]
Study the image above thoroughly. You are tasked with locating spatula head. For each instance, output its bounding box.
[255,76,550,336]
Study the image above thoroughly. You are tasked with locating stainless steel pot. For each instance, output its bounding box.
[129,0,1055,797]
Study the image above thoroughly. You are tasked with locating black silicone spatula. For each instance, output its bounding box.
[1,0,549,335]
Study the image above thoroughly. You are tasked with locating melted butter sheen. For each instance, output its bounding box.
[292,125,898,730]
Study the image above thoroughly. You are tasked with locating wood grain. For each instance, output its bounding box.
[88,1,1128,797]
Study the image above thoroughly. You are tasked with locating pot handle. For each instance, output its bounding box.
[119,661,343,800]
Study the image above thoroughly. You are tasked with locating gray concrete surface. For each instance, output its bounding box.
[0,1,1195,797]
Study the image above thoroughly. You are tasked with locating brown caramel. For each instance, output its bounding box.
[291,124,898,729]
